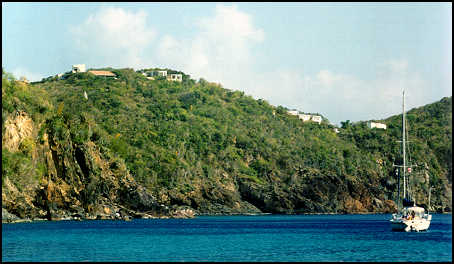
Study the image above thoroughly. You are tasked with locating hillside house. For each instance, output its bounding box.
[311,115,322,124]
[88,70,116,78]
[368,121,386,129]
[72,64,86,73]
[298,114,312,122]
[287,110,322,124]
[145,70,167,77]
[157,70,167,77]
[167,73,183,82]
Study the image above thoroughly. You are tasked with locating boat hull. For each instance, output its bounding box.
[390,217,431,232]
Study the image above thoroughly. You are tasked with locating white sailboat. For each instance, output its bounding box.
[390,90,432,232]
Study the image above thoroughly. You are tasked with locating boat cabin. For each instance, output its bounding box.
[401,206,425,219]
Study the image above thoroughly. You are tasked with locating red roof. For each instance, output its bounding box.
[88,70,116,77]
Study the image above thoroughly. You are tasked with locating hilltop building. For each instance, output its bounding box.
[140,69,188,82]
[367,121,387,129]
[88,70,116,77]
[72,64,86,73]
[298,114,312,122]
[311,115,322,124]
[287,110,322,124]
[157,70,167,77]
[167,73,183,82]
[143,70,168,78]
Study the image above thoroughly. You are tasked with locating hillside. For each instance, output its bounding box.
[339,97,452,211]
[2,68,451,221]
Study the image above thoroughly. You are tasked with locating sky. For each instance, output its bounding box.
[2,2,452,125]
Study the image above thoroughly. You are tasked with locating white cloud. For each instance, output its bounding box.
[155,4,264,87]
[151,6,430,125]
[68,6,437,126]
[253,60,429,125]
[70,7,155,69]
[197,4,264,44]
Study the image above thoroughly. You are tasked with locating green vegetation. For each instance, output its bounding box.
[2,67,452,213]
[2,69,51,189]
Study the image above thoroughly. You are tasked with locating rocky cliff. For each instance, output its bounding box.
[2,110,193,222]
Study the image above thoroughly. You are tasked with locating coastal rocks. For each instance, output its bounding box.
[170,207,195,218]
[119,185,162,213]
[2,111,34,152]
[1,112,190,222]
[163,176,263,215]
[236,171,399,215]
[2,177,46,220]
[2,208,21,223]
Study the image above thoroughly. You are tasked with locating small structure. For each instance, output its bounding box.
[287,110,322,124]
[298,114,312,122]
[368,121,387,130]
[88,70,116,77]
[72,64,86,73]
[146,70,167,77]
[311,115,322,124]
[155,70,167,77]
[167,73,183,82]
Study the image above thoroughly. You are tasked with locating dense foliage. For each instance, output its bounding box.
[3,68,452,213]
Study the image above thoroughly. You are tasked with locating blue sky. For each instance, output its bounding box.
[2,2,452,125]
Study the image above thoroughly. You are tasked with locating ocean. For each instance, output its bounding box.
[2,214,451,262]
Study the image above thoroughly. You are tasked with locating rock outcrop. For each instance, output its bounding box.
[2,111,193,222]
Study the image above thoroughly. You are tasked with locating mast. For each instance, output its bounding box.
[402,89,406,200]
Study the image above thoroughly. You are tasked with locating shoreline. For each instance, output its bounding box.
[3,211,451,224]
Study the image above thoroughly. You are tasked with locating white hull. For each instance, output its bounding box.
[390,214,432,232]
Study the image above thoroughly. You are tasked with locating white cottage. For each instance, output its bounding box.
[298,114,312,122]
[167,73,183,82]
[157,70,167,77]
[72,64,86,73]
[368,122,387,129]
[311,115,322,124]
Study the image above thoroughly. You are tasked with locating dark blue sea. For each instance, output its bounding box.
[2,214,452,262]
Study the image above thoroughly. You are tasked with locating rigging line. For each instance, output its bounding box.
[406,119,412,165]
[405,118,412,201]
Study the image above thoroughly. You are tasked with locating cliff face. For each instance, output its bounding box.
[1,110,396,222]
[2,110,192,222]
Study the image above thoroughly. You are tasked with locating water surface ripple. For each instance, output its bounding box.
[2,214,452,262]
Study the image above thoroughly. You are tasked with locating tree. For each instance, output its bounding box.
[341,120,351,129]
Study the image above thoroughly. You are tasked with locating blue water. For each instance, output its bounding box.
[2,214,452,262]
